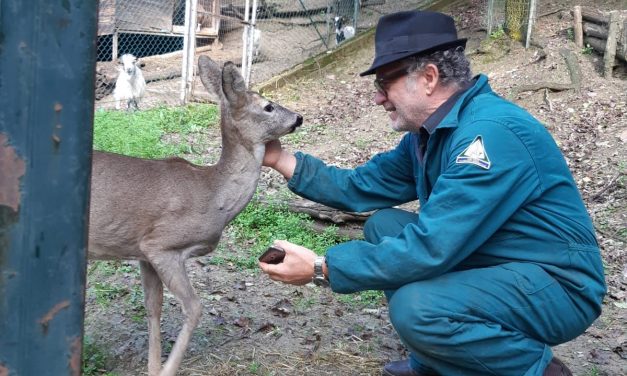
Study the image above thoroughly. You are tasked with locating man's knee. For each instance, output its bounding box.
[388,283,456,346]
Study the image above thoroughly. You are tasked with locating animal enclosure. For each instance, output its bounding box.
[94,0,450,111]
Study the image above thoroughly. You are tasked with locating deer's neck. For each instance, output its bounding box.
[213,135,264,223]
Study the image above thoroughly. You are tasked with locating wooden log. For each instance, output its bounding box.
[574,6,584,48]
[623,20,627,61]
[256,196,373,224]
[581,7,609,25]
[585,36,627,62]
[513,82,573,96]
[583,21,608,39]
[560,49,581,93]
[604,10,621,77]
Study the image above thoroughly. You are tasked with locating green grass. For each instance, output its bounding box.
[83,336,117,376]
[225,198,349,269]
[336,289,385,308]
[93,104,219,158]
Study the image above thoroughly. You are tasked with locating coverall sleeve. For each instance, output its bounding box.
[287,134,418,213]
[325,122,543,293]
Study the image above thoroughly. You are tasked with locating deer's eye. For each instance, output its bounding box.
[264,103,274,112]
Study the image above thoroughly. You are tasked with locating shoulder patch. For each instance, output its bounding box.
[456,135,491,169]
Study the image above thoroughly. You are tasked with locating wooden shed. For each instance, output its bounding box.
[98,0,220,59]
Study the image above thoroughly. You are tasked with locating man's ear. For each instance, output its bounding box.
[423,63,440,95]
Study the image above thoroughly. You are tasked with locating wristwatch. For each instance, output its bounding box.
[312,256,330,287]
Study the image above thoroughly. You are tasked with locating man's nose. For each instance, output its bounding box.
[374,90,387,105]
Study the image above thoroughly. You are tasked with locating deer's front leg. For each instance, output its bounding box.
[140,261,164,376]
[145,252,202,376]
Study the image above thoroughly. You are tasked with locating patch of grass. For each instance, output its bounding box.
[336,290,385,309]
[293,296,317,314]
[90,281,127,307]
[228,198,348,268]
[283,123,326,145]
[582,44,594,55]
[93,104,219,158]
[489,27,506,40]
[127,284,146,323]
[83,336,117,376]
[247,361,262,374]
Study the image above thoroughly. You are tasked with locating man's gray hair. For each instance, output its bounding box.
[406,46,472,87]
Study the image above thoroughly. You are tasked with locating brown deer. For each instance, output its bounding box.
[88,55,302,376]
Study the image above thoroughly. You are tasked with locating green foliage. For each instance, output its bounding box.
[566,27,574,41]
[283,123,326,144]
[228,198,348,268]
[582,44,594,55]
[93,104,219,158]
[336,289,385,308]
[83,336,116,376]
[90,282,127,307]
[489,27,506,40]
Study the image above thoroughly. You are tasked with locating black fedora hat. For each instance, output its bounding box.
[360,10,467,76]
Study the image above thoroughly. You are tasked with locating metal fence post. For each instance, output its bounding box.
[525,0,537,48]
[0,0,98,374]
[487,0,495,36]
[181,0,198,104]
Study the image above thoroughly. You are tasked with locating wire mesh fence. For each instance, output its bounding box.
[94,0,536,111]
[484,0,537,46]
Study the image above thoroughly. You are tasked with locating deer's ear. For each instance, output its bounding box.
[197,55,224,99]
[221,62,247,108]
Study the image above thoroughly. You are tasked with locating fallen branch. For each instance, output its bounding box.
[538,8,564,18]
[560,48,582,93]
[513,82,573,96]
[256,196,373,224]
[513,48,582,96]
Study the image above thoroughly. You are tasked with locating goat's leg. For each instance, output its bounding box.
[140,261,164,376]
[147,254,202,376]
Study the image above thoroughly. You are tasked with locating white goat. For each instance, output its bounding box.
[334,16,355,46]
[113,54,146,111]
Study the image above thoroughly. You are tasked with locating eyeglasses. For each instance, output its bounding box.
[374,65,411,96]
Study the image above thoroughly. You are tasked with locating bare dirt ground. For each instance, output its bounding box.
[85,1,626,375]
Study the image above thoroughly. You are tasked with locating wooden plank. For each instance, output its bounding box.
[98,0,116,35]
[604,10,620,77]
[117,0,175,33]
[574,6,583,48]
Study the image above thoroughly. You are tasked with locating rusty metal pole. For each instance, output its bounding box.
[0,0,98,375]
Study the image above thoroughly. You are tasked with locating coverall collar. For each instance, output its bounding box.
[428,74,490,132]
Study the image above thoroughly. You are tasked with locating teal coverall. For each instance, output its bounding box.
[287,75,606,375]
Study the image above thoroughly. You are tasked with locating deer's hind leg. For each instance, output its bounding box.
[140,260,164,376]
[144,252,202,376]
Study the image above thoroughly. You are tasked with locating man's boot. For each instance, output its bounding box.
[543,357,573,376]
[383,357,573,376]
[382,359,434,376]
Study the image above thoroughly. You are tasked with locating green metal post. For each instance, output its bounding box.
[0,0,98,375]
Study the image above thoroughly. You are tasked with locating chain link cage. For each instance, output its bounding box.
[484,0,537,45]
[95,0,535,111]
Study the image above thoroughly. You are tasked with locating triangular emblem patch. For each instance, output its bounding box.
[456,135,491,169]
